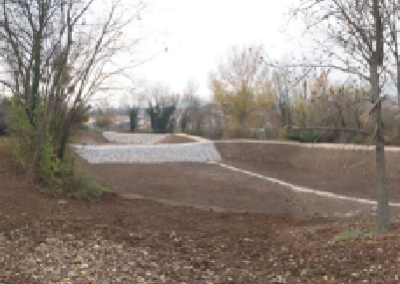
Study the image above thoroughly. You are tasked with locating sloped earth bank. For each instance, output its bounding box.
[214,142,400,203]
[73,130,109,145]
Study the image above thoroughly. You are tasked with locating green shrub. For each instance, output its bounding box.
[8,95,63,191]
[346,135,367,145]
[336,227,383,238]
[8,95,111,199]
[96,115,114,129]
[73,174,110,200]
[39,129,62,192]
[278,128,287,139]
[287,132,321,143]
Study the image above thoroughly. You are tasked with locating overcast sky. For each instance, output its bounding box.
[131,0,299,102]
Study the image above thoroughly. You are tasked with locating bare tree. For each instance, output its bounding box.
[180,80,205,135]
[292,0,390,230]
[0,0,147,180]
[385,0,400,137]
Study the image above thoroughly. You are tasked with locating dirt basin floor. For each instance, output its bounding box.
[86,160,400,219]
[76,131,400,218]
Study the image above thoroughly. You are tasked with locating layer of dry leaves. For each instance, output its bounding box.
[2,140,400,283]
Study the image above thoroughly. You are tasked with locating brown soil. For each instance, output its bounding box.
[73,130,109,145]
[215,142,400,203]
[86,161,381,219]
[0,142,332,283]
[157,134,196,144]
[74,131,197,145]
[4,139,400,282]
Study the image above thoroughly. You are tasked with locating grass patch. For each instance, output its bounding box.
[71,152,113,200]
[336,227,384,239]
[73,174,112,200]
[0,136,9,145]
[87,126,106,132]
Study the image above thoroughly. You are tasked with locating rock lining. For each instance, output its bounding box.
[102,132,168,144]
[72,132,221,164]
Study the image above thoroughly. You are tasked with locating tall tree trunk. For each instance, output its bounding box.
[29,109,49,179]
[29,97,53,180]
[393,7,400,139]
[30,31,42,126]
[58,126,70,161]
[371,62,390,231]
[396,59,400,138]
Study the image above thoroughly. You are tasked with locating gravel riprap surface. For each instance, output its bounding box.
[72,142,222,164]
[103,132,168,144]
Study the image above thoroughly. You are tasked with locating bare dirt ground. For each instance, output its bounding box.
[74,130,198,145]
[75,131,400,216]
[5,132,400,282]
[0,140,340,284]
[215,142,400,203]
[73,130,109,145]
[157,135,196,144]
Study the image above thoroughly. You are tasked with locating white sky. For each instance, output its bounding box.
[132,0,299,102]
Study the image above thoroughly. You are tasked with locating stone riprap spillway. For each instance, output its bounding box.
[102,132,168,144]
[72,132,222,164]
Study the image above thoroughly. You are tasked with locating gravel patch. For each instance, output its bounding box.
[72,142,222,164]
[103,132,168,144]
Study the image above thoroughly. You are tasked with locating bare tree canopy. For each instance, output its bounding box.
[1,0,148,188]
[292,0,392,231]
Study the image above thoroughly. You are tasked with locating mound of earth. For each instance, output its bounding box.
[157,134,196,144]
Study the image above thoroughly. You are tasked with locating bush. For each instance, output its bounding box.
[346,135,368,145]
[80,113,89,124]
[73,174,110,200]
[96,115,114,129]
[7,95,107,199]
[278,128,287,139]
[287,132,321,143]
[8,95,62,191]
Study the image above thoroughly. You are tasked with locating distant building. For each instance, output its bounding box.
[114,115,130,130]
